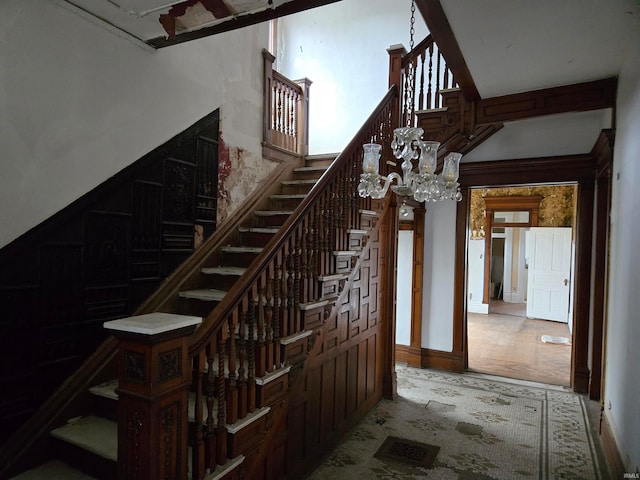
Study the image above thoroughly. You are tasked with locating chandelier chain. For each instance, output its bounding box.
[406,0,416,127]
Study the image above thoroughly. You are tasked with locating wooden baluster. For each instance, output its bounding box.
[305,215,314,304]
[266,274,276,371]
[294,232,302,333]
[193,352,206,480]
[216,329,227,466]
[436,50,442,109]
[427,42,434,110]
[276,83,283,134]
[286,241,295,336]
[237,300,247,420]
[273,255,282,368]
[247,286,256,414]
[227,314,238,426]
[205,341,217,470]
[419,49,426,111]
[312,203,320,299]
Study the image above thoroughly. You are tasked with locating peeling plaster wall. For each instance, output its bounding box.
[0,0,274,248]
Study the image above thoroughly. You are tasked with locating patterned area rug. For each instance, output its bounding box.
[307,365,605,479]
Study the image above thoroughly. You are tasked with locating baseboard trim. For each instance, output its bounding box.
[420,348,464,373]
[395,344,408,363]
[600,410,625,479]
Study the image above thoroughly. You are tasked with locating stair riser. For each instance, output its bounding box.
[50,439,117,480]
[178,297,221,318]
[201,273,242,291]
[253,213,291,228]
[292,170,325,181]
[239,231,277,248]
[222,251,261,268]
[268,197,305,210]
[281,183,315,195]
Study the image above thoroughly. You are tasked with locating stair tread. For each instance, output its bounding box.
[201,266,247,276]
[293,166,329,172]
[10,460,97,480]
[254,210,294,216]
[281,179,317,185]
[269,194,307,199]
[179,289,227,301]
[221,246,263,253]
[50,416,117,462]
[238,227,279,234]
[89,379,118,400]
[104,312,202,335]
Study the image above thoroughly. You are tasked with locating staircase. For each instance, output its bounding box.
[8,155,337,480]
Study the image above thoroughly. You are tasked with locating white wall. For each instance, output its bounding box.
[277,0,428,154]
[422,200,456,351]
[0,0,273,249]
[467,238,488,314]
[395,230,413,345]
[604,30,640,473]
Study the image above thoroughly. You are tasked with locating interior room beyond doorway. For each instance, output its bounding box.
[466,185,577,387]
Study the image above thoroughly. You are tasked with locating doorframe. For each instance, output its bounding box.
[453,152,598,393]
[482,195,543,305]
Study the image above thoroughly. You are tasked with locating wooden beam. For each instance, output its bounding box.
[148,0,343,48]
[476,78,617,125]
[415,0,480,100]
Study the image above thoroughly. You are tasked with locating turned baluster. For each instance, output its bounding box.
[227,314,238,425]
[256,284,267,377]
[215,329,227,466]
[192,352,206,480]
[435,49,442,108]
[294,232,302,333]
[286,241,295,336]
[237,300,248,420]
[272,256,282,368]
[205,341,216,469]
[246,286,256,414]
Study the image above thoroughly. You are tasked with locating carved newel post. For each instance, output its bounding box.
[104,313,202,480]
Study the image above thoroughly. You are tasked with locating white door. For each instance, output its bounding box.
[526,227,572,322]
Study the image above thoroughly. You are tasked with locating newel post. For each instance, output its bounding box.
[388,44,406,130]
[295,77,312,157]
[262,49,276,147]
[104,313,202,480]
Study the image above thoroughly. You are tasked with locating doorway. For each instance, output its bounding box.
[466,185,576,386]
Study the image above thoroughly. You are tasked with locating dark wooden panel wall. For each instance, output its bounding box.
[0,110,220,442]
[286,226,384,478]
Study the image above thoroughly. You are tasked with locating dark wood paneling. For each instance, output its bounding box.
[476,78,617,124]
[0,110,220,442]
[285,217,384,479]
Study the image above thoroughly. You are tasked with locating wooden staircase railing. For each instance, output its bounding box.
[398,34,457,128]
[183,85,397,478]
[262,49,311,162]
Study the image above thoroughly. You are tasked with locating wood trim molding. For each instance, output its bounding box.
[396,344,409,364]
[409,208,425,368]
[456,154,598,393]
[476,78,617,125]
[600,411,625,479]
[420,348,464,373]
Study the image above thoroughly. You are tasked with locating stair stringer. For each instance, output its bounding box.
[241,201,390,480]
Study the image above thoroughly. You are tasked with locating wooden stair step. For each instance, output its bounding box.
[103,312,202,335]
[269,194,306,200]
[9,460,97,480]
[220,246,263,254]
[89,380,118,401]
[179,289,227,302]
[50,416,117,462]
[206,455,245,480]
[254,210,294,216]
[238,227,280,234]
[281,179,317,186]
[293,166,328,173]
[201,266,247,276]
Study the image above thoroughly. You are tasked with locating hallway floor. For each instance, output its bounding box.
[468,300,572,386]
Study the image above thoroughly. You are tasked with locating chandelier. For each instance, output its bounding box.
[357,0,462,209]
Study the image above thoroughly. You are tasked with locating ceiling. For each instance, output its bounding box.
[435,0,640,163]
[65,0,340,47]
[65,0,639,163]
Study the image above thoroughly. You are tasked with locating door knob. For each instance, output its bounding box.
[564,279,568,286]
